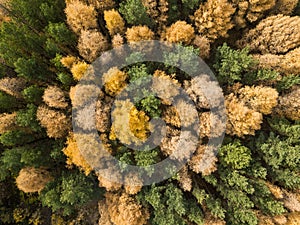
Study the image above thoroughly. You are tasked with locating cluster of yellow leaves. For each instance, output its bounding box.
[104,9,125,36]
[126,25,155,43]
[238,85,278,115]
[232,0,275,28]
[102,67,127,96]
[152,70,180,105]
[78,29,109,62]
[63,133,93,175]
[61,55,89,81]
[109,99,149,145]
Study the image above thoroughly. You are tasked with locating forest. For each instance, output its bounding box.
[0,0,300,224]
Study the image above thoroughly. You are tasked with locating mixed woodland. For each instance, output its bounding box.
[0,0,300,224]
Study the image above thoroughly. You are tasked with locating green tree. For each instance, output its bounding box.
[119,0,153,26]
[16,104,43,132]
[0,91,20,112]
[214,43,256,84]
[40,171,101,216]
[22,85,44,104]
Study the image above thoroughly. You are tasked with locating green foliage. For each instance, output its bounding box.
[214,43,256,84]
[0,130,36,147]
[139,93,161,118]
[276,74,300,92]
[254,130,300,190]
[250,181,286,216]
[14,57,52,82]
[218,140,252,170]
[134,147,161,176]
[270,168,300,190]
[0,22,45,67]
[244,69,279,85]
[50,139,66,163]
[16,104,43,132]
[164,45,200,76]
[139,182,203,225]
[0,148,23,180]
[167,0,182,23]
[258,133,300,170]
[40,171,100,216]
[0,140,54,181]
[127,63,150,82]
[119,0,153,26]
[57,72,74,86]
[268,117,300,144]
[9,0,65,30]
[22,85,44,104]
[0,91,20,112]
[46,22,76,46]
[181,0,201,10]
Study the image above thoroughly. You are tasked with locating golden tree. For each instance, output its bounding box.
[87,0,115,11]
[254,47,300,75]
[63,133,93,175]
[65,0,98,34]
[0,77,26,98]
[152,70,180,105]
[188,144,218,175]
[60,55,77,69]
[238,85,278,115]
[193,0,235,40]
[102,67,127,96]
[141,0,168,32]
[78,29,109,63]
[111,33,124,49]
[237,15,300,54]
[104,9,125,36]
[0,112,17,134]
[275,86,300,120]
[16,167,52,193]
[231,0,276,28]
[164,21,195,45]
[270,0,298,15]
[109,99,150,145]
[225,93,263,137]
[126,25,155,43]
[36,105,71,138]
[43,86,68,109]
[103,192,150,225]
[192,35,211,59]
[70,61,89,81]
